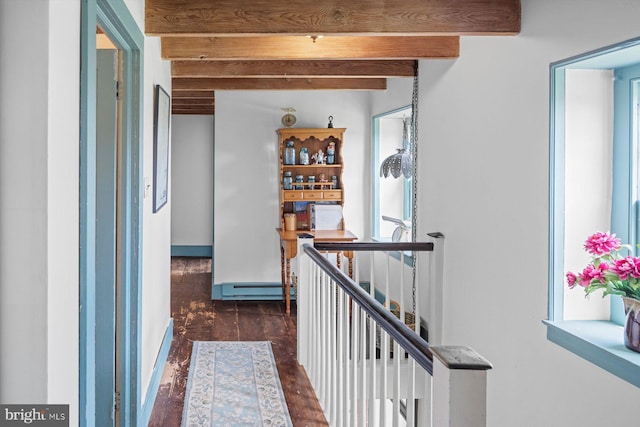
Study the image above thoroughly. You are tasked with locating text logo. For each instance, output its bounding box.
[0,405,68,427]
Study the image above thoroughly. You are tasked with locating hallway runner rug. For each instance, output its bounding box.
[181,341,293,427]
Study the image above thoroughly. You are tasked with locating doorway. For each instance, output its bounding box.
[80,1,144,426]
[95,31,119,425]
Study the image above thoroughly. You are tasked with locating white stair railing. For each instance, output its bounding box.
[294,236,492,427]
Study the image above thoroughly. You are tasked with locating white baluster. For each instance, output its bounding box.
[359,303,367,424]
[310,263,318,389]
[380,252,390,424]
[392,340,401,427]
[368,252,378,426]
[341,290,350,427]
[407,250,418,426]
[320,271,331,412]
[350,304,359,426]
[336,286,344,427]
[407,359,416,427]
[395,253,404,424]
[329,277,337,424]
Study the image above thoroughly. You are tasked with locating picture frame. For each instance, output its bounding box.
[153,84,171,213]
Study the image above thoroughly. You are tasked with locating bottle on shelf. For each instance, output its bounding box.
[299,147,309,165]
[307,175,315,189]
[283,171,293,190]
[295,175,304,190]
[327,142,336,164]
[284,141,296,165]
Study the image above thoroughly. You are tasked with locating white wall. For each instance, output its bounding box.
[0,1,81,424]
[214,91,370,284]
[171,115,214,246]
[417,1,640,425]
[0,0,49,401]
[47,0,81,418]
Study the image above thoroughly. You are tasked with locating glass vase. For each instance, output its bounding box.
[622,296,640,353]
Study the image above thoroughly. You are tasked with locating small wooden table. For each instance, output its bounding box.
[276,228,358,314]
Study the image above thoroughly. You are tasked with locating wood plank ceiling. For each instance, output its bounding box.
[145,0,521,115]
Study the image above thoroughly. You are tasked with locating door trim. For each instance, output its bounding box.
[80,1,144,426]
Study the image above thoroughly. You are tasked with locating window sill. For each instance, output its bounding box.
[371,237,414,267]
[543,319,640,388]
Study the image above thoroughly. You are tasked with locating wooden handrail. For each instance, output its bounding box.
[314,241,433,252]
[302,243,434,374]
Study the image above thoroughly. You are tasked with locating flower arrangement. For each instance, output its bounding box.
[566,231,640,301]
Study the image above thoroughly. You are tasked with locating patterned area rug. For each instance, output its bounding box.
[181,341,293,427]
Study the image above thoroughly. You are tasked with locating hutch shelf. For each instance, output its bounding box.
[276,127,346,230]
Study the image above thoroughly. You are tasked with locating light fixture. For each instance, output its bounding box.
[379,116,413,179]
[379,60,418,181]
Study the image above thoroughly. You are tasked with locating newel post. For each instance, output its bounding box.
[295,235,314,368]
[430,345,493,427]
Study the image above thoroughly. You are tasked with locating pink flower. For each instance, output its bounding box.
[584,231,621,256]
[611,257,640,280]
[566,272,577,288]
[567,231,640,299]
[578,264,607,287]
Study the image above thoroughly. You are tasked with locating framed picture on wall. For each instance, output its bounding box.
[153,84,171,213]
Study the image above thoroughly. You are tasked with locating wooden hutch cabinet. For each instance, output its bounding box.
[275,127,357,314]
[276,127,346,230]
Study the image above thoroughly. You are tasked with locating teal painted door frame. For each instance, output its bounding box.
[80,1,144,426]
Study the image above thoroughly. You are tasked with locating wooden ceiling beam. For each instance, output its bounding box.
[146,0,520,36]
[172,104,215,113]
[171,90,214,99]
[172,98,215,106]
[172,110,215,115]
[172,60,416,78]
[172,77,387,91]
[162,36,458,60]
[172,105,215,110]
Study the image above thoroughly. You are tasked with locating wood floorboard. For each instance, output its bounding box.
[148,257,328,426]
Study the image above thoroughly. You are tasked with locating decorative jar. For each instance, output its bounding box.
[283,171,293,190]
[284,213,297,231]
[284,141,296,165]
[299,147,309,165]
[327,142,335,164]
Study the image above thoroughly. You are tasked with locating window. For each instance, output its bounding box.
[547,37,640,387]
[372,106,413,242]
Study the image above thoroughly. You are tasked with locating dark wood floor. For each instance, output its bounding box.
[148,257,328,427]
